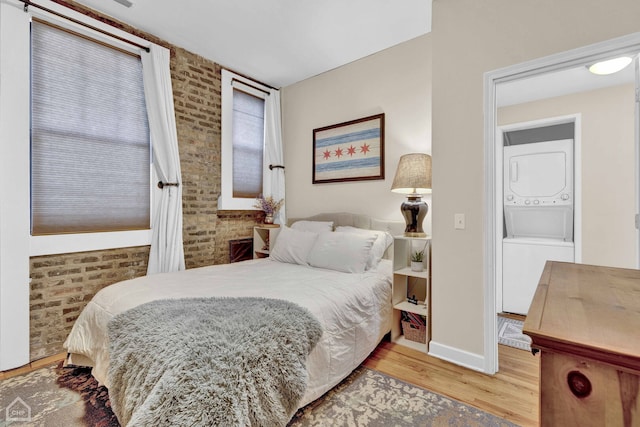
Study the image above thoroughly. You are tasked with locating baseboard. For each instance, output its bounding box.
[0,352,66,380]
[428,340,487,373]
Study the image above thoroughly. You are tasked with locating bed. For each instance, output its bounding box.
[63,213,404,426]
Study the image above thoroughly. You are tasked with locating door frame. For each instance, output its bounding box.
[483,32,640,373]
[495,115,582,314]
[636,55,640,265]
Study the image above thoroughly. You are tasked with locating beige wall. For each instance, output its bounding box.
[281,34,432,232]
[499,84,636,269]
[432,0,640,356]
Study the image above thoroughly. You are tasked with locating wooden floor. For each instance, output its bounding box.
[363,341,540,427]
[2,345,539,426]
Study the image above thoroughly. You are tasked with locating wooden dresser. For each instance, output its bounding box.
[523,261,640,427]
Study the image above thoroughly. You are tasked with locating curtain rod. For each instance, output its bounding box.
[231,77,272,96]
[228,68,278,91]
[19,0,150,52]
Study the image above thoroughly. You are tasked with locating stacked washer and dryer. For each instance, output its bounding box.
[502,139,575,315]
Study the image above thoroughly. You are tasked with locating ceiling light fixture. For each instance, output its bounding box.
[112,0,133,7]
[588,56,632,75]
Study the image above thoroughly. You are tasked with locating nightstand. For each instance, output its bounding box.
[253,225,280,259]
[391,235,431,352]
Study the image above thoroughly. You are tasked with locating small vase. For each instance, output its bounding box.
[264,213,274,224]
[411,261,423,272]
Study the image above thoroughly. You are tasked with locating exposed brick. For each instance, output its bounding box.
[85,264,114,272]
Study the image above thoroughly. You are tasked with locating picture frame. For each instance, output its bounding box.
[312,113,385,184]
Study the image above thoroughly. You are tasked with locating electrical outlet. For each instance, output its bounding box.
[454,213,465,230]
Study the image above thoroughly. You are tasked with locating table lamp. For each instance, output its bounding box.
[391,153,432,237]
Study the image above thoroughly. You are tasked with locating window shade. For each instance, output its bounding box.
[232,88,264,198]
[30,21,150,235]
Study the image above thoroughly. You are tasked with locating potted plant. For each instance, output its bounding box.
[410,250,424,272]
[410,240,428,272]
[253,194,284,224]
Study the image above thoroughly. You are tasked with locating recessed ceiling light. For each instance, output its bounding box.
[588,56,633,75]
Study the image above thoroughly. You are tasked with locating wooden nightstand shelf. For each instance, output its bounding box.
[391,235,431,352]
[253,225,280,259]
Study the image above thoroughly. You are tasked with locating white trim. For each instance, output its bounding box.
[483,68,499,374]
[30,230,152,257]
[484,31,640,375]
[574,116,583,264]
[218,69,269,211]
[636,55,640,268]
[428,341,486,373]
[0,0,31,370]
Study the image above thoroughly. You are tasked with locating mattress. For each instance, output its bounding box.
[63,258,392,407]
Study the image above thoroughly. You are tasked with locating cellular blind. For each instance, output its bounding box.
[30,21,150,235]
[232,88,264,198]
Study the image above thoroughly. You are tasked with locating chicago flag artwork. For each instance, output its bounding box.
[314,116,382,182]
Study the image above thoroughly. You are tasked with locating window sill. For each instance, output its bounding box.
[30,229,152,256]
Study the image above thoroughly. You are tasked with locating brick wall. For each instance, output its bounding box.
[27,2,262,361]
[171,47,221,269]
[29,247,149,360]
[215,211,266,265]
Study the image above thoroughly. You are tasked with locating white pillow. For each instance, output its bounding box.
[290,220,334,233]
[335,226,394,270]
[307,231,376,274]
[269,226,318,266]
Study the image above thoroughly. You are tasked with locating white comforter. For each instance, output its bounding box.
[64,258,392,407]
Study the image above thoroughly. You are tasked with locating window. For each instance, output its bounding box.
[231,89,265,198]
[219,69,270,210]
[30,20,150,235]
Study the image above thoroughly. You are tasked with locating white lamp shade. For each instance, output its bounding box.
[391,153,432,195]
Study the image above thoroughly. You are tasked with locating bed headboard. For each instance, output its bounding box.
[287,212,405,259]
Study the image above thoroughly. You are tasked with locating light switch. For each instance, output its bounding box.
[454,213,465,230]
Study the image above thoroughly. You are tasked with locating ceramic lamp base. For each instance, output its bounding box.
[401,196,428,237]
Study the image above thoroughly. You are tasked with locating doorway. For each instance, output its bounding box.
[497,118,581,315]
[483,33,640,373]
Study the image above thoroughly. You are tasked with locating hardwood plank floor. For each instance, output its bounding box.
[363,341,539,427]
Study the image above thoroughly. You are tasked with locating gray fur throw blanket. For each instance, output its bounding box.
[107,297,323,426]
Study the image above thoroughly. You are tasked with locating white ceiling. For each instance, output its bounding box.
[70,0,635,103]
[496,59,636,107]
[73,0,432,88]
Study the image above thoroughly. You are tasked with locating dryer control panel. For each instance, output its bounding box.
[505,192,572,206]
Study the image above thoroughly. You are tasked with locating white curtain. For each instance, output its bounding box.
[142,46,185,274]
[264,88,286,225]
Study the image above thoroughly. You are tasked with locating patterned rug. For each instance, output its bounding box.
[0,363,517,426]
[498,316,532,352]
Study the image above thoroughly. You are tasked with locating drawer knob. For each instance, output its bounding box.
[567,370,592,398]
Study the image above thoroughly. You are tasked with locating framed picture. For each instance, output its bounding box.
[313,113,385,184]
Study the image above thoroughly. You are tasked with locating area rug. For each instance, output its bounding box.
[498,316,532,352]
[0,363,118,427]
[289,366,518,427]
[0,362,517,427]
